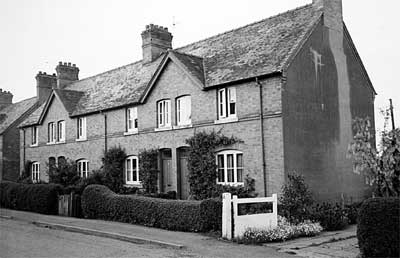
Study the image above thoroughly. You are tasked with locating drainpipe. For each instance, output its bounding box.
[102,112,108,153]
[22,128,26,177]
[256,78,267,197]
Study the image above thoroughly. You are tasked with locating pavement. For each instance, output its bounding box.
[0,208,360,258]
[0,208,296,258]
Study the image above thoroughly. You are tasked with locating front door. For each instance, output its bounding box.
[178,148,190,199]
[161,149,172,192]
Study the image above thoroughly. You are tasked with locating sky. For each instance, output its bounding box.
[0,0,399,134]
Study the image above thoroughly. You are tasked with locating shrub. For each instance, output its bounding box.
[81,184,221,232]
[279,172,314,224]
[241,216,322,244]
[345,202,362,225]
[48,159,80,187]
[212,175,257,198]
[103,146,126,193]
[17,160,32,183]
[0,181,63,214]
[142,191,177,200]
[357,197,399,258]
[139,149,159,194]
[311,202,348,231]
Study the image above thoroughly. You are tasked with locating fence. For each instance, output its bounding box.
[58,192,82,217]
[222,192,278,239]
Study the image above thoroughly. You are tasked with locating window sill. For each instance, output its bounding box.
[214,117,239,124]
[57,140,66,144]
[154,126,172,132]
[173,124,193,130]
[124,182,142,188]
[124,130,138,136]
[46,142,56,145]
[30,144,38,147]
[76,138,87,142]
[217,182,244,187]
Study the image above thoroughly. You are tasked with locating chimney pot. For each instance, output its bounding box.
[56,61,79,88]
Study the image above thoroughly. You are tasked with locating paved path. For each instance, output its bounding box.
[0,208,296,258]
[266,225,360,258]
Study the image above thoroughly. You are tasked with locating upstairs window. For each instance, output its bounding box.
[157,99,171,128]
[31,126,38,145]
[57,120,65,142]
[216,150,243,185]
[218,87,236,119]
[176,95,191,126]
[125,156,139,184]
[31,162,40,183]
[77,117,86,140]
[48,122,56,143]
[126,107,138,132]
[77,159,89,178]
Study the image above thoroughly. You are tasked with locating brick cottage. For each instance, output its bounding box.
[14,0,375,201]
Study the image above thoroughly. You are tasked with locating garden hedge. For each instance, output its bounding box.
[357,197,400,258]
[0,181,63,215]
[81,184,221,232]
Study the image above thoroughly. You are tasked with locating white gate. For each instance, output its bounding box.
[222,192,278,239]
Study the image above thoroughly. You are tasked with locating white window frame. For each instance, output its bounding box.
[77,159,89,178]
[176,95,191,126]
[125,156,140,185]
[126,107,138,133]
[157,99,171,128]
[31,126,38,146]
[216,150,244,186]
[57,120,65,142]
[31,162,40,183]
[77,117,87,140]
[217,87,237,120]
[48,122,56,143]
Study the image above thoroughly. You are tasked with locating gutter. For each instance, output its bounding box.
[256,77,268,197]
[22,128,26,177]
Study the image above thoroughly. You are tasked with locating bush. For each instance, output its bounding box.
[81,185,221,232]
[279,172,314,224]
[357,197,399,258]
[345,202,362,225]
[48,159,81,187]
[142,191,177,200]
[311,202,348,231]
[103,146,126,193]
[0,181,63,214]
[241,216,322,244]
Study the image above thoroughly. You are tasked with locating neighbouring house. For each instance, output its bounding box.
[17,0,375,201]
[0,89,37,181]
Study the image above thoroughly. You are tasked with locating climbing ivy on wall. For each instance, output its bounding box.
[139,149,159,193]
[185,130,242,200]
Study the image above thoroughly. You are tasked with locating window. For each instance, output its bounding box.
[77,117,86,140]
[216,150,243,185]
[48,122,56,143]
[126,107,138,132]
[176,96,191,126]
[31,126,38,145]
[157,100,171,128]
[77,159,89,178]
[57,120,65,142]
[31,162,40,183]
[217,87,236,119]
[125,156,139,184]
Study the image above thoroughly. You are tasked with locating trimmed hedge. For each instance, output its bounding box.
[0,181,63,215]
[357,197,400,258]
[81,184,221,232]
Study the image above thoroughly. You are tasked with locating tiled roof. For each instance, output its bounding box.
[177,4,321,86]
[54,89,84,115]
[0,97,37,134]
[21,3,322,124]
[18,101,45,128]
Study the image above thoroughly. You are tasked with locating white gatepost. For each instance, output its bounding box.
[222,192,232,240]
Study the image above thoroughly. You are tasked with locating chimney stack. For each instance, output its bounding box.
[56,61,79,88]
[0,89,13,110]
[141,24,173,63]
[313,0,343,32]
[36,72,57,105]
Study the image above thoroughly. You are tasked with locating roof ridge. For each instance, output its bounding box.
[170,50,203,59]
[176,3,313,52]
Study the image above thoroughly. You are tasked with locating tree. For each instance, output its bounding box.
[348,117,400,197]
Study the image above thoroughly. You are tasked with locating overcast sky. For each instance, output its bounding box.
[0,0,399,133]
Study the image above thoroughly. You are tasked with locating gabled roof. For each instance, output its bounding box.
[18,101,45,128]
[0,97,37,134]
[54,89,85,114]
[20,3,323,124]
